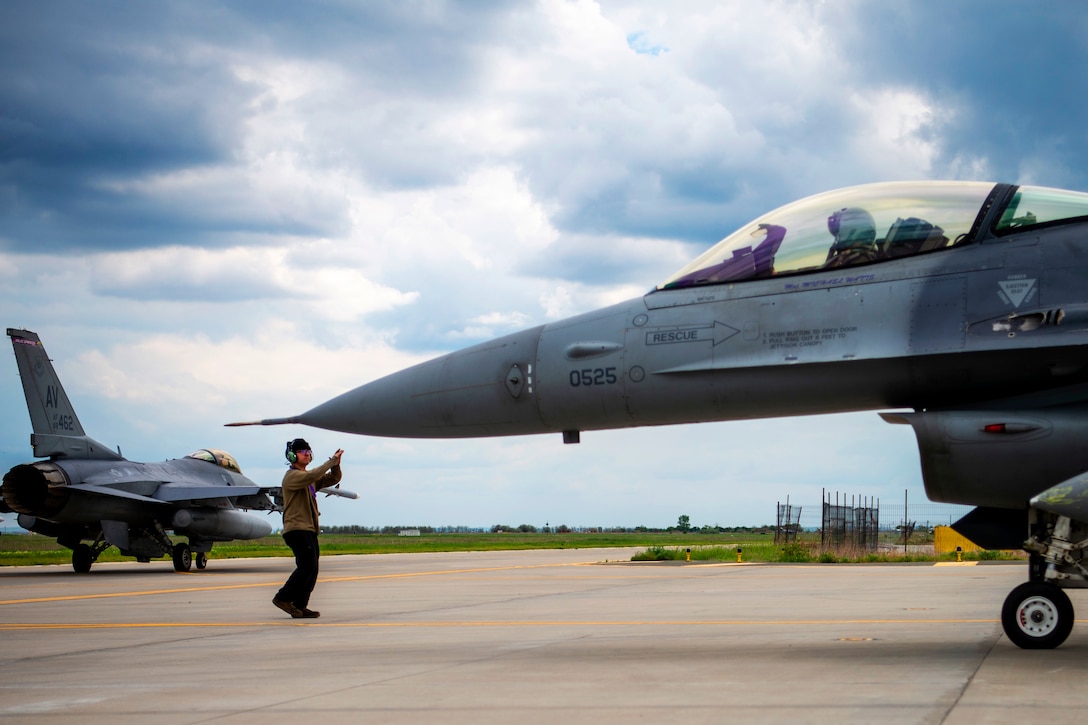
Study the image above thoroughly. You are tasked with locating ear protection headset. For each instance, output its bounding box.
[285,438,312,464]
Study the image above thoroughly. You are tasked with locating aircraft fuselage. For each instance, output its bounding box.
[301,225,1088,439]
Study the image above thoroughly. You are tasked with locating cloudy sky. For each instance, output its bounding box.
[2,1,1086,530]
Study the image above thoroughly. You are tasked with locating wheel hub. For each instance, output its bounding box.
[1018,596,1058,637]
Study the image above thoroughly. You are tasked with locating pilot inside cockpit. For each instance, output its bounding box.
[824,207,878,268]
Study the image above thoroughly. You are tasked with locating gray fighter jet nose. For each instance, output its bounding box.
[298,325,548,438]
[297,376,410,436]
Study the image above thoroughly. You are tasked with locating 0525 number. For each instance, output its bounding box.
[569,367,618,387]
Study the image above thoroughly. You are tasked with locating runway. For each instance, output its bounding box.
[1,548,1086,723]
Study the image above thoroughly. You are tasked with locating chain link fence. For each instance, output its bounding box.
[791,494,974,541]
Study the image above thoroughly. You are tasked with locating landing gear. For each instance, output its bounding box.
[1002,582,1074,650]
[172,542,192,572]
[1028,553,1047,582]
[170,537,210,572]
[1001,512,1088,649]
[69,536,110,573]
[72,544,93,573]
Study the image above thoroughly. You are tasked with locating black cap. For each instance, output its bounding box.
[285,438,311,460]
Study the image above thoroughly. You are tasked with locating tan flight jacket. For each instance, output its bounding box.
[280,459,343,534]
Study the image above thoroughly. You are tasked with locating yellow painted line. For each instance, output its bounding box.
[0,618,1005,631]
[0,561,585,606]
[0,559,1007,607]
[934,562,979,567]
[0,581,285,605]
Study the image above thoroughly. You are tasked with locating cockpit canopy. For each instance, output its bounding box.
[658,181,1088,290]
[187,449,242,474]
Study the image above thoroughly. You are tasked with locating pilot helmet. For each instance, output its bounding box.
[827,207,876,251]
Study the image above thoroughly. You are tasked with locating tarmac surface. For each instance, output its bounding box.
[2,548,1087,724]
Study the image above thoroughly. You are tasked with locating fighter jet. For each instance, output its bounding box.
[1,328,328,573]
[232,180,1088,648]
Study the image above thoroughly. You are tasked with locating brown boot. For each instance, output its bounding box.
[273,598,304,618]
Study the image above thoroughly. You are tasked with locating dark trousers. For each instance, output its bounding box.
[277,530,320,609]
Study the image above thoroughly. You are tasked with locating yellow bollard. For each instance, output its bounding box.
[736,547,743,563]
[685,547,691,562]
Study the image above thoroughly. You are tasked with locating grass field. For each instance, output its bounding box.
[0,531,756,566]
[0,531,1022,568]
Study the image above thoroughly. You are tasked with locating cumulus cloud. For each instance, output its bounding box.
[75,321,427,425]
[88,245,419,321]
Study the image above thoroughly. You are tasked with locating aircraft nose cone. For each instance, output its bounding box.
[298,326,547,438]
[298,375,416,436]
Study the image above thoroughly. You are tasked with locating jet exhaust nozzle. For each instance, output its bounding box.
[2,463,70,517]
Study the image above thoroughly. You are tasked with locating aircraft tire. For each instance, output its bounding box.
[1001,581,1074,649]
[172,543,192,572]
[72,544,93,573]
[195,552,208,570]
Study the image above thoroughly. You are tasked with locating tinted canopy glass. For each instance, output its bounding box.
[995,185,1088,234]
[187,448,242,474]
[659,181,997,290]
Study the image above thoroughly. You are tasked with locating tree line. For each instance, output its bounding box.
[320,522,775,535]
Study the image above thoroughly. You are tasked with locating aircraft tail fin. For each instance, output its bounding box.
[6,329,122,460]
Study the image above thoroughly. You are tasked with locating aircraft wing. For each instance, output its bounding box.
[70,459,271,504]
[153,483,265,502]
[67,482,265,504]
[68,484,169,505]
